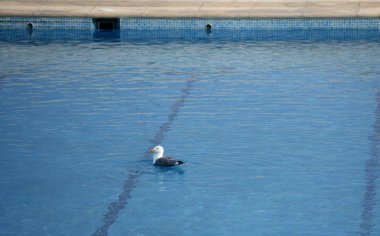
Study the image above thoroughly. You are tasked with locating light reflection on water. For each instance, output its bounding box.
[0,29,380,236]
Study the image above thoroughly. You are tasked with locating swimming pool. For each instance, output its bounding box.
[0,27,380,236]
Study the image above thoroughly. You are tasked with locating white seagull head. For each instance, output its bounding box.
[149,145,164,162]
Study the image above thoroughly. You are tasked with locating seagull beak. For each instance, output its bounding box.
[149,149,155,153]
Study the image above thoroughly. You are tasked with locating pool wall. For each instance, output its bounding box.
[0,17,380,30]
[1,0,380,31]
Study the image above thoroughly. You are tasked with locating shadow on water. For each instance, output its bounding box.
[91,76,197,236]
[360,92,380,236]
[92,29,121,42]
[1,29,380,44]
[153,166,186,175]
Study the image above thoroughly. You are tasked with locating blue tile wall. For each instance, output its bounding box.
[120,18,380,30]
[0,17,94,29]
[118,29,380,42]
[0,17,379,30]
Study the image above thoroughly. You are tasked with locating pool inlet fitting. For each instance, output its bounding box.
[26,23,34,29]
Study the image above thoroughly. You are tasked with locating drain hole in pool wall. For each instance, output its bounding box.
[92,18,120,30]
[26,23,34,29]
[205,24,212,34]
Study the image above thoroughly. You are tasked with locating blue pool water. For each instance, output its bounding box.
[0,29,380,236]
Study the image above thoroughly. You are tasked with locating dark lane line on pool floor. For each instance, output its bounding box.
[92,76,197,236]
[360,92,380,236]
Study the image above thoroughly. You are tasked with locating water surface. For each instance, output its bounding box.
[0,29,380,236]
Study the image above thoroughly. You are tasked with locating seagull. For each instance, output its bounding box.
[149,145,186,167]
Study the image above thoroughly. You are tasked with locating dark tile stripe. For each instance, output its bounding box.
[92,76,196,236]
[360,92,380,236]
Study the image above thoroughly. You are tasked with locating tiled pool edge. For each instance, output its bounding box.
[1,0,380,19]
[0,17,380,30]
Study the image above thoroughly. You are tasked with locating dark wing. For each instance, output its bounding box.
[154,157,180,167]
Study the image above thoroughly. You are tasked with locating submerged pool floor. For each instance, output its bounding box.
[0,29,380,236]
